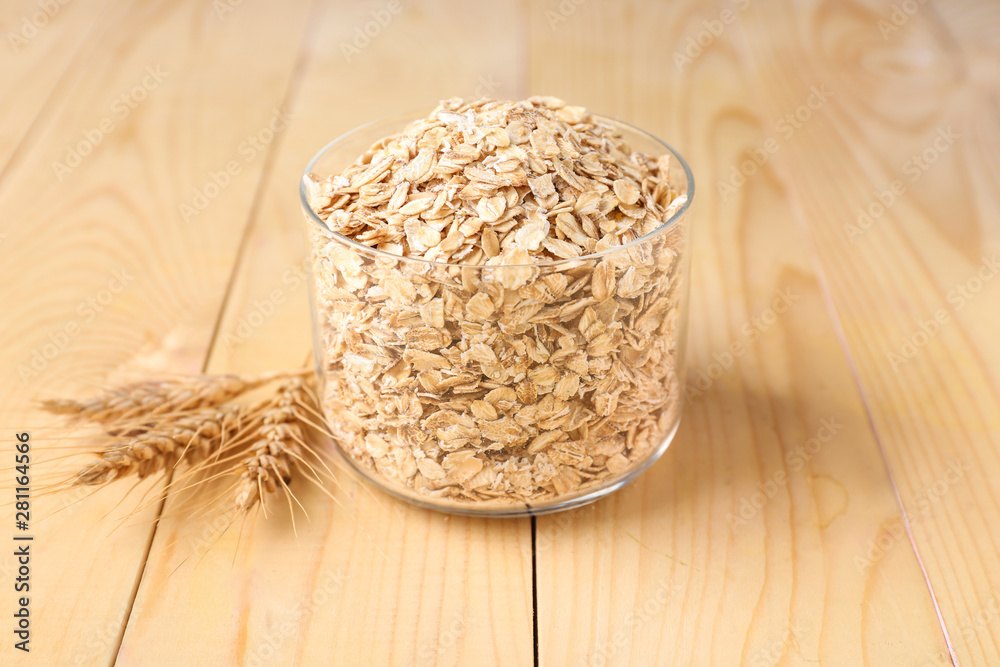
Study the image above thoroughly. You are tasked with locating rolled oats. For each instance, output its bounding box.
[305,97,688,505]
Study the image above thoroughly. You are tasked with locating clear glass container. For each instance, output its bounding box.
[301,114,694,516]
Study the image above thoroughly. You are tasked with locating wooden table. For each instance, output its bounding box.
[1,0,998,664]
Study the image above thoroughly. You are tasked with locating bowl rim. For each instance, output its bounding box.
[299,111,695,269]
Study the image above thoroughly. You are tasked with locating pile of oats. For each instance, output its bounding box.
[304,97,688,505]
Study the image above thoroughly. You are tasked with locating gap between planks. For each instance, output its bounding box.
[106,1,324,662]
[531,515,539,667]
[786,186,960,667]
[0,0,118,196]
[747,59,963,667]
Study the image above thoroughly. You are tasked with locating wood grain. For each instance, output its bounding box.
[1,0,997,665]
[735,0,1000,663]
[0,0,114,172]
[116,2,534,666]
[526,0,952,664]
[0,0,313,663]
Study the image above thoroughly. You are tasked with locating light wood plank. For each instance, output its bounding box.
[525,1,950,664]
[5,1,994,664]
[117,2,533,665]
[735,0,1000,663]
[0,0,114,171]
[0,1,314,663]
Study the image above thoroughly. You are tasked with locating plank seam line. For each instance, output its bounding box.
[107,0,323,662]
[531,515,539,667]
[523,5,537,663]
[780,185,960,667]
[0,0,120,198]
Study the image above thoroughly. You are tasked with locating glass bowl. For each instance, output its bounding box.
[301,113,693,516]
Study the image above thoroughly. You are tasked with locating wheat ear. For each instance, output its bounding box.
[75,406,247,486]
[39,372,295,428]
[234,377,315,515]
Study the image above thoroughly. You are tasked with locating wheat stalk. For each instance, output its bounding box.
[32,369,401,565]
[234,377,315,516]
[39,372,298,430]
[74,405,249,486]
[39,369,337,540]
